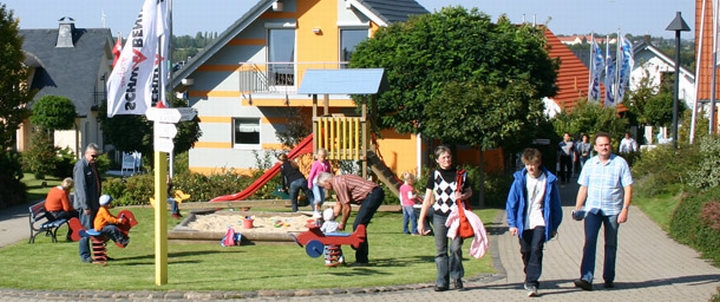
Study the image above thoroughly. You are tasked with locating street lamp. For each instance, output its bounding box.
[666,11,690,148]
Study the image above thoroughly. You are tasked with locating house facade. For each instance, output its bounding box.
[18,19,114,158]
[172,0,429,176]
[172,0,594,177]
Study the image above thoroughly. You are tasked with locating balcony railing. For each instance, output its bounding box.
[238,61,349,96]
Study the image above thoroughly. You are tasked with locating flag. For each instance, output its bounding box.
[106,0,169,117]
[111,32,122,68]
[616,36,634,102]
[604,36,616,107]
[588,39,604,102]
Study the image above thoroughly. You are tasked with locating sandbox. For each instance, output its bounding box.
[168,209,316,244]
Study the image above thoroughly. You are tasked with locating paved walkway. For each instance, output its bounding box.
[1,181,719,301]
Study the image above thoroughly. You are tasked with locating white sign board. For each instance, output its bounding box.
[154,136,174,153]
[146,107,197,123]
[154,122,178,139]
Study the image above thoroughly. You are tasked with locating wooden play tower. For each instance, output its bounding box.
[298,69,401,194]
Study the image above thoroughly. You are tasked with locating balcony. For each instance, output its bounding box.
[238,61,349,97]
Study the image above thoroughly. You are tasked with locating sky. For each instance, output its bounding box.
[2,0,694,38]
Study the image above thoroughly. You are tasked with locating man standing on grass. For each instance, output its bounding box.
[73,143,102,263]
[573,132,633,291]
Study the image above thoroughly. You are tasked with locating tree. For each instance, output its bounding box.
[30,95,76,131]
[349,7,558,146]
[0,4,32,150]
[99,96,201,165]
[551,98,628,147]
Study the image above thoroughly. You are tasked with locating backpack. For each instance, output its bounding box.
[221,227,237,247]
[456,170,474,239]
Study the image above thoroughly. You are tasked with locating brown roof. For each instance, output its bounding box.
[544,28,592,111]
[696,0,716,101]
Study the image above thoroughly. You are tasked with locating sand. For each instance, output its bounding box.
[186,211,318,234]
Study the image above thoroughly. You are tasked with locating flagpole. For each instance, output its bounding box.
[614,30,621,104]
[588,33,594,101]
[691,0,707,143]
[605,34,611,106]
[711,0,718,134]
[168,0,175,178]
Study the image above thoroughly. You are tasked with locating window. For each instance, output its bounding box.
[233,118,261,148]
[268,28,295,86]
[340,29,368,67]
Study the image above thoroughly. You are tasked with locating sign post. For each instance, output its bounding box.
[145,107,196,286]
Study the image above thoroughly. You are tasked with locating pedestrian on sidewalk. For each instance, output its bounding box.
[506,148,563,297]
[557,132,575,184]
[573,132,634,291]
[418,145,473,292]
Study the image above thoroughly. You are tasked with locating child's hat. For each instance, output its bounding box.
[322,208,334,221]
[99,194,113,206]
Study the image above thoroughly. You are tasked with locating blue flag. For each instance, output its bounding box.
[588,40,604,102]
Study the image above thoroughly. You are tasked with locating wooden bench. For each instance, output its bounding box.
[28,200,69,243]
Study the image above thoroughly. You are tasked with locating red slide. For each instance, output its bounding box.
[209,134,314,202]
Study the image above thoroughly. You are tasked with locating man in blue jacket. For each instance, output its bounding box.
[506,148,563,297]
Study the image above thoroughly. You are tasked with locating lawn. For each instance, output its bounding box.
[0,205,499,292]
[632,192,681,232]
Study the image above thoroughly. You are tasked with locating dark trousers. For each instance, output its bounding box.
[289,178,312,212]
[520,227,546,288]
[48,210,79,239]
[352,187,384,263]
[559,155,572,182]
[78,209,96,262]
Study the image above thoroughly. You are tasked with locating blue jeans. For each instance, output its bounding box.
[402,205,418,234]
[167,197,180,215]
[289,178,312,212]
[433,213,464,287]
[352,187,384,263]
[520,227,546,287]
[580,211,620,283]
[100,224,129,244]
[78,209,96,262]
[311,184,325,208]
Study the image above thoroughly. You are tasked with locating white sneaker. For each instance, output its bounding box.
[312,211,321,218]
[527,285,539,297]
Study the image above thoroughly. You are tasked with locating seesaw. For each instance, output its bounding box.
[68,210,138,265]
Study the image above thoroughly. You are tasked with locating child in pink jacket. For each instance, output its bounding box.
[307,148,331,217]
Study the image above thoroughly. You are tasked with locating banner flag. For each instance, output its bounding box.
[603,36,616,107]
[111,32,123,68]
[106,0,168,117]
[153,0,170,109]
[588,39,604,102]
[616,36,634,102]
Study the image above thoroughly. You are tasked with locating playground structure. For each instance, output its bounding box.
[290,224,366,265]
[67,210,139,265]
[210,68,403,202]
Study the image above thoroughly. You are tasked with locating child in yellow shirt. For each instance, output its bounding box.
[94,195,129,248]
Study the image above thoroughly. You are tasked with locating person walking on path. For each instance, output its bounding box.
[573,132,633,291]
[418,145,473,292]
[557,132,575,184]
[317,172,384,267]
[506,148,563,297]
[73,143,102,263]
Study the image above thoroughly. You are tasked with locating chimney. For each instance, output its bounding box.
[56,16,76,48]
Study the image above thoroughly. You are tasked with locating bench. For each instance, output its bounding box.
[28,200,69,243]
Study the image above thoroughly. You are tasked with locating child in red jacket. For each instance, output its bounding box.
[94,195,129,248]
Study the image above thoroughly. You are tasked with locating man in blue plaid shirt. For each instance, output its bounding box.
[573,132,633,291]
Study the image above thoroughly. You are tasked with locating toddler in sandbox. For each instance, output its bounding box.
[320,208,345,266]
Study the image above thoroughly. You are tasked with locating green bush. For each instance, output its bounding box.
[52,147,76,179]
[688,136,720,189]
[0,149,23,181]
[0,176,26,208]
[22,130,57,179]
[631,143,701,198]
[669,187,720,266]
[121,173,154,205]
[102,177,128,204]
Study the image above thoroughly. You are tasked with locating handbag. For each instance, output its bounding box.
[455,170,474,239]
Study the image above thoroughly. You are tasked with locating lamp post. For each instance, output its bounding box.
[666,12,690,148]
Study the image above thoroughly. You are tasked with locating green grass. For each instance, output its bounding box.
[23,173,63,202]
[0,206,498,291]
[632,192,681,231]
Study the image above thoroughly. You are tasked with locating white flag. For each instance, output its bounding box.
[604,36,616,107]
[106,0,169,117]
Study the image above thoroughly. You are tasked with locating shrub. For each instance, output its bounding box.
[52,147,76,179]
[22,130,57,179]
[0,176,26,209]
[688,136,720,189]
[669,187,720,266]
[0,149,23,181]
[122,173,154,205]
[631,142,701,198]
[102,177,128,205]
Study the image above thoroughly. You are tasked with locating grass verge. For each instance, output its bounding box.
[0,206,498,291]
